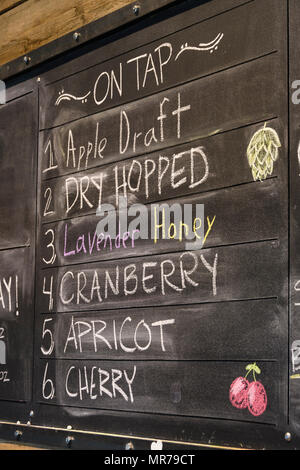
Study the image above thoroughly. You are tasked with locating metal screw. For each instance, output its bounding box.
[132,5,140,15]
[14,430,22,440]
[125,441,134,450]
[66,436,74,447]
[285,432,292,442]
[23,56,31,65]
[73,32,81,41]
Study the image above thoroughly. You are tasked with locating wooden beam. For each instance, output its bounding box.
[0,1,27,15]
[0,0,134,66]
[0,442,44,450]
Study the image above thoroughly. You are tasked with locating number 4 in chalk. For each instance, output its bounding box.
[42,275,54,311]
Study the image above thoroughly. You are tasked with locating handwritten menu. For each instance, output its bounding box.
[0,0,294,449]
[35,0,287,432]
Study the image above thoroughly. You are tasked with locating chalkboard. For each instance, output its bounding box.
[0,0,299,450]
[0,90,37,404]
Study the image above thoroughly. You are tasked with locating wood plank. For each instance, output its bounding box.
[37,241,283,314]
[37,299,282,361]
[0,0,134,66]
[0,1,26,15]
[37,358,278,425]
[40,179,281,267]
[0,441,43,450]
[0,248,34,401]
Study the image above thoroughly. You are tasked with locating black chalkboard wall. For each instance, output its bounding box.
[0,0,299,450]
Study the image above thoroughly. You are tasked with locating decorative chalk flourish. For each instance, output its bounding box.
[175,33,224,61]
[55,89,91,106]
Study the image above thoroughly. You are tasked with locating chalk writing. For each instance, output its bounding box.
[0,275,20,315]
[57,251,218,309]
[63,316,175,354]
[65,364,136,403]
[0,371,9,383]
[61,146,208,218]
[63,224,139,258]
[54,32,224,108]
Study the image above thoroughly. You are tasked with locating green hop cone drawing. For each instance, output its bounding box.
[247,125,281,181]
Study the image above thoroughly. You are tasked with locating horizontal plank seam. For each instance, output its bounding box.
[38,296,278,315]
[0,244,30,252]
[33,400,278,427]
[38,296,279,316]
[40,237,279,271]
[40,176,279,232]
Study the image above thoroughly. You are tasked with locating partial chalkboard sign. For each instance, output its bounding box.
[0,248,33,401]
[0,91,37,405]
